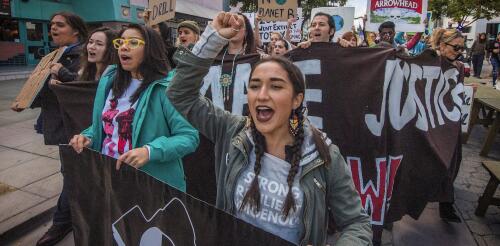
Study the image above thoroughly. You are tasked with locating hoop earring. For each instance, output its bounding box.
[289,109,299,137]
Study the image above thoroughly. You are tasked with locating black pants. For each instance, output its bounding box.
[53,162,71,226]
[471,54,484,77]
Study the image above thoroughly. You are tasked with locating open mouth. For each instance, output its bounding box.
[255,106,274,122]
[88,51,96,57]
[120,54,132,64]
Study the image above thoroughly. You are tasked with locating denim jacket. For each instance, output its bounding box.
[167,26,372,245]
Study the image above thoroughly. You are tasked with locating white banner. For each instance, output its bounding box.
[310,7,355,41]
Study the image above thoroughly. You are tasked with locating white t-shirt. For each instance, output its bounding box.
[101,79,141,158]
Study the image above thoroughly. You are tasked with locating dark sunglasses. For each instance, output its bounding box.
[445,43,465,52]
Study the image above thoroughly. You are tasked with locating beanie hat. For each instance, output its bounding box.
[178,20,200,35]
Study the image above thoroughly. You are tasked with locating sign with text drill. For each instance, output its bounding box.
[258,0,297,22]
[148,0,176,26]
[366,0,428,33]
[11,47,65,111]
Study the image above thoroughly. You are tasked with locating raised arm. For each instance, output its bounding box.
[167,13,246,143]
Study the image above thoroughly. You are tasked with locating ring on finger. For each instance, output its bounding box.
[231,28,240,32]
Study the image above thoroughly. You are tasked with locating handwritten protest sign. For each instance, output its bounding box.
[245,8,303,43]
[11,47,65,111]
[258,0,297,22]
[461,85,474,133]
[366,0,428,32]
[148,0,176,26]
[310,7,354,41]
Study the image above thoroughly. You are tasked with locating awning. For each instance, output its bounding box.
[176,1,220,20]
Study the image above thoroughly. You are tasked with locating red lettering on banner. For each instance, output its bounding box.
[348,156,403,225]
[370,0,422,13]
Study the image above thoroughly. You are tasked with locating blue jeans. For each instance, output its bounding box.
[491,58,499,86]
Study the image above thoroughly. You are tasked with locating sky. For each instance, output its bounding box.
[344,0,367,27]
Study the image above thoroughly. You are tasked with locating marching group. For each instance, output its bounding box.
[18,6,498,246]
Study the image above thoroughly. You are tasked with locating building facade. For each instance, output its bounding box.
[0,0,222,66]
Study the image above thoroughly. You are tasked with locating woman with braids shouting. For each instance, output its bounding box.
[167,12,372,245]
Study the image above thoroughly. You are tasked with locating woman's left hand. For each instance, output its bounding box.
[50,63,63,76]
[116,147,149,170]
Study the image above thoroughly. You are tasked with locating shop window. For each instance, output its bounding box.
[26,21,43,41]
[0,18,20,42]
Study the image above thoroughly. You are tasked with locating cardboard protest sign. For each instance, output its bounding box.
[366,0,428,32]
[11,47,65,111]
[310,7,355,41]
[258,0,297,22]
[61,146,293,246]
[248,8,303,43]
[148,0,176,26]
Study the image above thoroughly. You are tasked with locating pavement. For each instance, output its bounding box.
[0,60,498,245]
[0,66,35,82]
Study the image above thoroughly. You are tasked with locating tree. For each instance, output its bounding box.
[429,0,500,27]
[229,0,348,19]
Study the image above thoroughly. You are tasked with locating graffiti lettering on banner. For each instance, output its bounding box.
[286,43,462,228]
[366,0,428,32]
[258,0,297,22]
[148,0,176,26]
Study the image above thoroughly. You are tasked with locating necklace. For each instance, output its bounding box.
[219,47,242,102]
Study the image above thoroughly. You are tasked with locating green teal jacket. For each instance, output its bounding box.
[81,66,199,191]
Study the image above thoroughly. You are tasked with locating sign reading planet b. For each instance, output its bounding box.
[332,15,344,31]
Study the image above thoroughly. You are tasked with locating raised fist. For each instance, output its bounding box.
[211,12,243,40]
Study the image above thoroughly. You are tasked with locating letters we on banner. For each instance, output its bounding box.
[148,0,176,26]
[258,0,297,22]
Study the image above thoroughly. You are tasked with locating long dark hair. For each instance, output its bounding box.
[239,56,331,218]
[79,27,117,81]
[50,11,88,42]
[238,13,257,54]
[113,24,169,103]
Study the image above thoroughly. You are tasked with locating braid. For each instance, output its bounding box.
[282,107,305,218]
[239,119,266,213]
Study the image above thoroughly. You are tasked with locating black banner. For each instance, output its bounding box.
[285,43,462,224]
[61,145,293,246]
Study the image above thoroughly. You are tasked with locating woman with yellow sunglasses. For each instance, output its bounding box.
[70,24,199,191]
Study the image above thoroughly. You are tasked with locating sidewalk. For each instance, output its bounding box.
[0,66,35,81]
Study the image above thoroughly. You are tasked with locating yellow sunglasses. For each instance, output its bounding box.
[112,38,145,49]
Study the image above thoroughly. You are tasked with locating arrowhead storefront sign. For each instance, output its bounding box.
[366,0,428,32]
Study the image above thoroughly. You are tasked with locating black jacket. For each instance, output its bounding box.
[39,44,83,145]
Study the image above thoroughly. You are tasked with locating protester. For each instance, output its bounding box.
[267,32,282,54]
[469,33,487,78]
[69,24,199,191]
[48,27,117,140]
[167,12,372,245]
[153,22,176,68]
[298,12,335,48]
[430,27,465,223]
[176,20,200,48]
[273,39,289,56]
[340,31,358,47]
[77,27,118,81]
[375,21,396,48]
[489,32,500,88]
[36,11,88,246]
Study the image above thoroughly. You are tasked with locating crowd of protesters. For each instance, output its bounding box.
[13,6,500,246]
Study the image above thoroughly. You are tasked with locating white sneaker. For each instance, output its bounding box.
[496,84,500,90]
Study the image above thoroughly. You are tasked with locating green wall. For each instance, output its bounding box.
[11,0,145,23]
